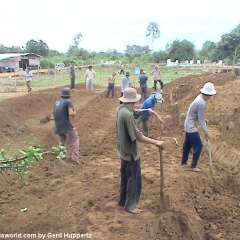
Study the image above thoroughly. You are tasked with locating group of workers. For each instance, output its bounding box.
[50,62,217,214]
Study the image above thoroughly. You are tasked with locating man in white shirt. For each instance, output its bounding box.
[150,65,163,91]
[120,72,131,104]
[85,65,96,91]
[24,67,33,92]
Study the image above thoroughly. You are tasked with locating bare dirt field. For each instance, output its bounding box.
[0,72,239,240]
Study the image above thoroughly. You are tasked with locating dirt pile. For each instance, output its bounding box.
[0,73,239,240]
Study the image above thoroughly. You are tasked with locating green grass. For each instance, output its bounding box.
[30,65,205,89]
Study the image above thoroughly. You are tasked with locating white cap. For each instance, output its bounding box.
[154,93,163,104]
[200,82,216,95]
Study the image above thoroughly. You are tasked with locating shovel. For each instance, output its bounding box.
[159,146,170,212]
[207,139,213,176]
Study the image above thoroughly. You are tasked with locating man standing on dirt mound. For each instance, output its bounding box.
[181,82,216,172]
[116,87,165,214]
[106,72,116,98]
[85,65,96,91]
[53,88,80,165]
[150,65,164,91]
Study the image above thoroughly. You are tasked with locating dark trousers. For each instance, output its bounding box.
[140,85,148,100]
[70,77,75,89]
[181,132,203,168]
[154,79,163,90]
[118,156,142,211]
[106,83,114,98]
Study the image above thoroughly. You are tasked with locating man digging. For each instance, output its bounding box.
[181,82,216,172]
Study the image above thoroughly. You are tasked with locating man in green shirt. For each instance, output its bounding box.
[116,88,164,214]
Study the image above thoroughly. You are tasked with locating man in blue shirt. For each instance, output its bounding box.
[136,92,163,136]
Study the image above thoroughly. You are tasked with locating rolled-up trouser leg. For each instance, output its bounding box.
[66,128,80,160]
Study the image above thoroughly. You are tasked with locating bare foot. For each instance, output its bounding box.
[126,208,143,214]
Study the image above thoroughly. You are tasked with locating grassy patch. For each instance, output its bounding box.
[30,65,205,89]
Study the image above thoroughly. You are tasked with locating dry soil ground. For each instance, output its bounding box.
[0,72,239,240]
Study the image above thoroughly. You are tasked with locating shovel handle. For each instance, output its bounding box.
[159,147,164,197]
[207,139,213,175]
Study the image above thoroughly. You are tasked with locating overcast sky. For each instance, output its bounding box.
[1,0,239,53]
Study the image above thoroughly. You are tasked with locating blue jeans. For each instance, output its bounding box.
[118,156,142,211]
[181,132,203,168]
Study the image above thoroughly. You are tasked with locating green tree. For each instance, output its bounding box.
[198,41,217,62]
[0,44,23,53]
[146,22,160,52]
[25,39,49,56]
[168,39,195,62]
[217,24,240,65]
[153,50,168,63]
[125,45,151,55]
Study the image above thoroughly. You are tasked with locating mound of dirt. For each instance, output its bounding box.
[0,73,239,240]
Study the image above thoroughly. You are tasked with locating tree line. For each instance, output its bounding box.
[0,23,239,68]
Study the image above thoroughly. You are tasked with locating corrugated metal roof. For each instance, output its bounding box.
[0,53,41,61]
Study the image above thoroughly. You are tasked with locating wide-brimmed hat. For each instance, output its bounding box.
[60,88,71,98]
[200,82,216,95]
[154,92,163,104]
[119,88,141,103]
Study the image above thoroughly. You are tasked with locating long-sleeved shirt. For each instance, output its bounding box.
[24,70,33,82]
[120,76,130,93]
[184,94,208,136]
